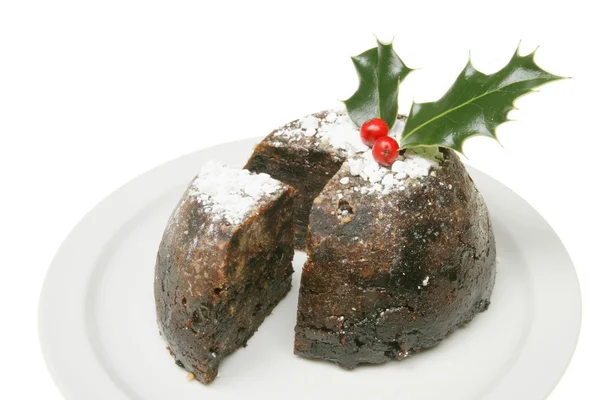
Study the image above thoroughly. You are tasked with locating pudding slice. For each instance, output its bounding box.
[155,162,296,383]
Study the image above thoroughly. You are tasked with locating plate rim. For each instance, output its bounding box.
[38,138,582,400]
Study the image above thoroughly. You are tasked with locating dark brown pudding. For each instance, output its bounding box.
[294,148,496,368]
[246,111,345,249]
[247,109,496,369]
[154,162,296,383]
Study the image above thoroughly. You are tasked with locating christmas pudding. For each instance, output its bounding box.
[294,146,496,368]
[247,39,561,368]
[154,162,296,383]
[247,110,497,368]
[155,37,563,378]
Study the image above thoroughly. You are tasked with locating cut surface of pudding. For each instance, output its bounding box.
[246,109,406,249]
[154,162,296,383]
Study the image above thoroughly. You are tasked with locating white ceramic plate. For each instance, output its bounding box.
[39,138,581,400]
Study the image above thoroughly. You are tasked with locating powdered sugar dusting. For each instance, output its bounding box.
[317,111,369,156]
[274,108,368,157]
[188,161,284,225]
[347,146,442,195]
[273,107,443,196]
[300,115,320,136]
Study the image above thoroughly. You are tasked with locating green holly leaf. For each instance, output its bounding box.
[400,47,565,152]
[343,39,413,128]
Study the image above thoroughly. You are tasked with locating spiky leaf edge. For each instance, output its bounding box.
[343,39,414,129]
[400,46,566,154]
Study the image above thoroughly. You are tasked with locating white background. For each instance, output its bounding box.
[1,0,598,398]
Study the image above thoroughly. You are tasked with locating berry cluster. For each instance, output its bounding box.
[359,118,399,166]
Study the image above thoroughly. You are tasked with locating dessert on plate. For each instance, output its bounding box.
[155,38,562,380]
[247,110,496,368]
[246,39,560,368]
[154,162,295,383]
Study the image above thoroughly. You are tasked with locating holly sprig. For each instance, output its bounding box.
[343,39,413,129]
[344,40,565,154]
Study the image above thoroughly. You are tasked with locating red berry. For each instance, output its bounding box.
[372,136,400,166]
[360,118,389,147]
